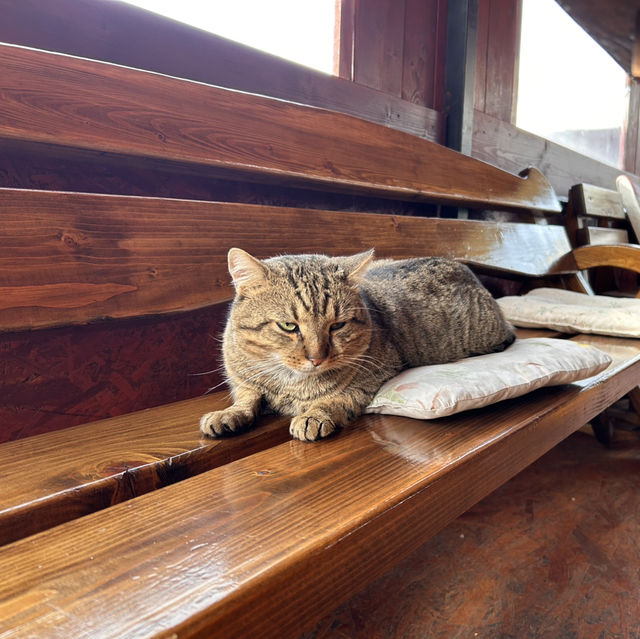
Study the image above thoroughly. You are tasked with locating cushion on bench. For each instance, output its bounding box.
[498,288,640,337]
[365,338,611,419]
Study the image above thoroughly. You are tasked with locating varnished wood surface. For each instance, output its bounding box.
[0,187,575,332]
[572,243,640,273]
[0,393,290,547]
[1,336,638,639]
[0,326,560,545]
[0,0,444,142]
[0,44,560,212]
[303,430,640,638]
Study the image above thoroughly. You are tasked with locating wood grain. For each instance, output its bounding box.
[0,44,560,212]
[0,187,575,331]
[0,0,443,143]
[472,110,640,197]
[0,392,290,546]
[1,336,638,639]
[572,244,640,273]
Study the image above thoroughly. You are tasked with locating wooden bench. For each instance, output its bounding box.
[2,43,640,638]
[565,179,640,297]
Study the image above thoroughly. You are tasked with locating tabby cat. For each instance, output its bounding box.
[200,248,515,441]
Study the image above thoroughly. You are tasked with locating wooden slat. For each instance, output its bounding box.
[0,44,560,212]
[0,187,575,332]
[1,336,638,639]
[572,244,640,272]
[0,326,576,546]
[0,393,290,547]
[0,0,444,142]
[570,183,626,221]
[577,227,629,246]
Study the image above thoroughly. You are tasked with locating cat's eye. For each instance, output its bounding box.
[330,321,347,332]
[276,321,298,333]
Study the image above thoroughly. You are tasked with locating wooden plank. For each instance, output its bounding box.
[572,244,640,273]
[0,188,575,331]
[0,0,443,142]
[353,0,406,96]
[570,183,626,221]
[1,336,639,639]
[472,110,640,197]
[0,392,290,547]
[617,175,640,243]
[0,44,560,212]
[401,0,447,110]
[480,0,520,122]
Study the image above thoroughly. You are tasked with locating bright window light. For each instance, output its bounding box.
[516,0,628,168]
[123,0,336,75]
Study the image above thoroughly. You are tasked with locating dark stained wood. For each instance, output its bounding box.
[474,0,520,122]
[0,188,575,332]
[0,0,444,142]
[304,430,640,638]
[0,393,291,546]
[335,0,355,79]
[401,0,447,110]
[557,0,637,75]
[1,335,639,638]
[0,304,228,444]
[0,44,559,212]
[353,0,405,97]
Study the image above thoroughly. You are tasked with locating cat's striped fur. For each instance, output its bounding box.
[200,248,515,441]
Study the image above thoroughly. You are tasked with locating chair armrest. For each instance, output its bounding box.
[572,243,640,274]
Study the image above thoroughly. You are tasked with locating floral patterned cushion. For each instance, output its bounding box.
[365,338,611,419]
[497,288,640,338]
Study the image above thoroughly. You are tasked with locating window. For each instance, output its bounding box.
[516,0,629,168]
[123,0,336,74]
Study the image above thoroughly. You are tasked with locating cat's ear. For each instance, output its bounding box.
[227,248,269,291]
[345,249,375,284]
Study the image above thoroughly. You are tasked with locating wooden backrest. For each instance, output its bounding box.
[566,183,629,246]
[1,43,560,213]
[1,187,575,333]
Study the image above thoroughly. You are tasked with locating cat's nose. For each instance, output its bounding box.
[307,356,326,367]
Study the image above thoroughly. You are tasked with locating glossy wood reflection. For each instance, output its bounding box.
[302,429,640,639]
[0,188,574,332]
[0,44,560,211]
[1,336,639,639]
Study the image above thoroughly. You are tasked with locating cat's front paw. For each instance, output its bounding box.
[289,413,338,442]
[199,407,255,438]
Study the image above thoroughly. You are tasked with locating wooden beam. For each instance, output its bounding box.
[0,188,572,332]
[444,0,479,154]
[0,44,560,212]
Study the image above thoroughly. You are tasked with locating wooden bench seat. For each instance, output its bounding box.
[2,43,640,638]
[2,335,640,639]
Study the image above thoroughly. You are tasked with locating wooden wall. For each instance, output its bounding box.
[338,0,447,112]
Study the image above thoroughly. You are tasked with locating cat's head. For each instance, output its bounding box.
[225,248,374,377]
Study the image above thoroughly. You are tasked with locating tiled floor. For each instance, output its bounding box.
[302,428,640,639]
